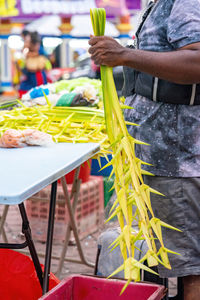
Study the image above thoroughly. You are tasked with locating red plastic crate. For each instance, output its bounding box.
[57,160,91,184]
[39,275,166,300]
[25,176,104,242]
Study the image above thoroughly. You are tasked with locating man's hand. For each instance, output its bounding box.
[88,36,126,67]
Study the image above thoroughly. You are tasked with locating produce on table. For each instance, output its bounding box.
[90,8,180,292]
[21,78,103,109]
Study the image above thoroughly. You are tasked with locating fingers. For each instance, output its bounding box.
[88,37,110,55]
[88,45,97,55]
[88,35,113,45]
[91,53,102,66]
[88,36,117,67]
[89,36,104,46]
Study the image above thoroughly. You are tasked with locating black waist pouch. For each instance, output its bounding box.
[123,64,200,105]
[134,72,153,100]
[135,72,200,105]
[156,79,193,105]
[122,66,137,97]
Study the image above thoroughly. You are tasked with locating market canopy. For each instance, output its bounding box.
[1,0,141,19]
[25,14,119,36]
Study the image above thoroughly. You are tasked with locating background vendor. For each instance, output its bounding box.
[18,32,52,98]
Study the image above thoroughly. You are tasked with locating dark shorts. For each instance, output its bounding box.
[144,176,200,278]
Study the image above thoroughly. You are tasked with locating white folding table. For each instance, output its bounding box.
[0,142,100,295]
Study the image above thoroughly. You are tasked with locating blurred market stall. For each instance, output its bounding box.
[0,0,144,96]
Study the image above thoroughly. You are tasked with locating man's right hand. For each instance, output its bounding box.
[88,36,127,67]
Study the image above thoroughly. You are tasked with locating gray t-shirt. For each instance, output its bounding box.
[124,0,200,177]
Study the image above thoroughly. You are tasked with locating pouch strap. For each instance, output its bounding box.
[152,77,159,102]
[190,84,196,105]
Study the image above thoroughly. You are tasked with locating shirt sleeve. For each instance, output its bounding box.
[167,0,200,49]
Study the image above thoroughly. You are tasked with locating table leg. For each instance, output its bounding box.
[18,167,95,279]
[58,171,94,272]
[55,170,81,277]
[0,205,44,290]
[18,203,43,288]
[43,181,57,295]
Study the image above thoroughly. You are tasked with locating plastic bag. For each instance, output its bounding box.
[23,129,54,146]
[0,129,26,148]
[0,129,54,148]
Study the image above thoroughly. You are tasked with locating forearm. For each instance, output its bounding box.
[89,36,200,84]
[122,48,200,85]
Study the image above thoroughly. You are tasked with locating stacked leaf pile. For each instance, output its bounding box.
[90,8,180,292]
[0,104,109,153]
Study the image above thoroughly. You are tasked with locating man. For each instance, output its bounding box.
[89,0,200,299]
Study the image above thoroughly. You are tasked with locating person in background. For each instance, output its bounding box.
[38,36,48,57]
[18,31,52,98]
[21,29,47,57]
[49,44,61,68]
[21,29,31,50]
[89,0,200,299]
[12,30,30,89]
[73,48,87,66]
